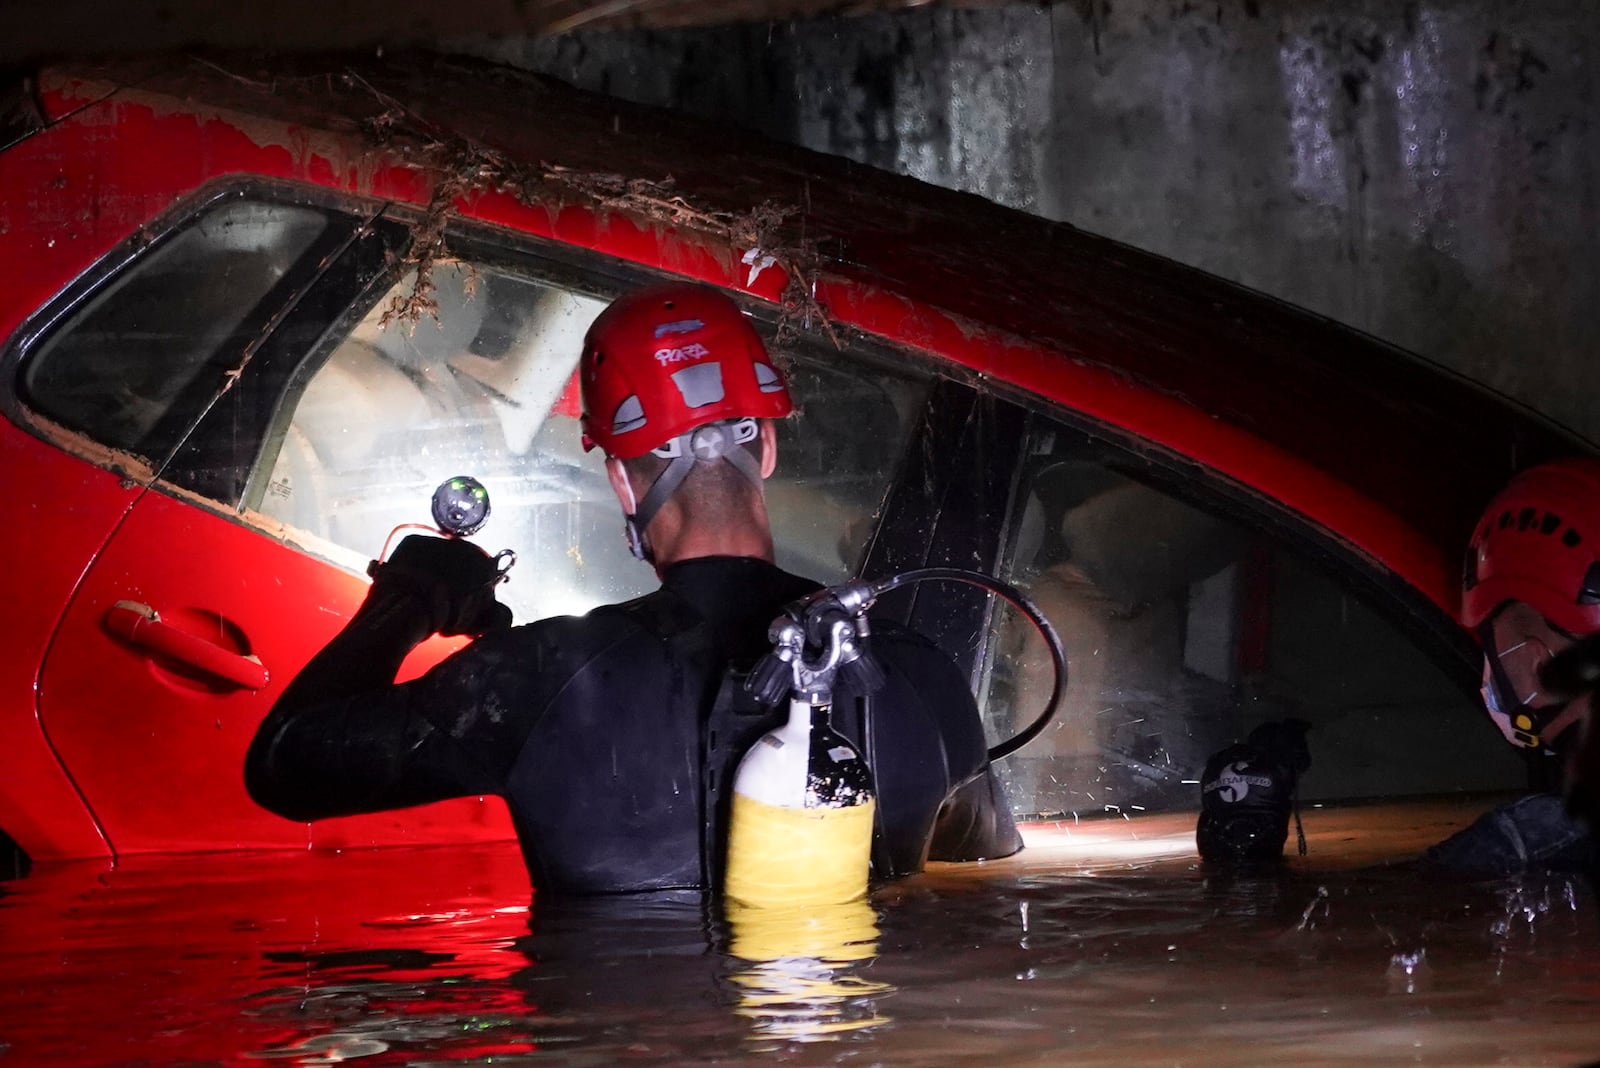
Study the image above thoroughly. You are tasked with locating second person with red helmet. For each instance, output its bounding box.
[1421,459,1600,875]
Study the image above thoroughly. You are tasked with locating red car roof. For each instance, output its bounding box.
[31,51,1586,608]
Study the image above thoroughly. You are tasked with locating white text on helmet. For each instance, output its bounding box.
[655,342,711,366]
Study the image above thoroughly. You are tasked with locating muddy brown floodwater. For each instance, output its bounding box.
[1,797,1597,1067]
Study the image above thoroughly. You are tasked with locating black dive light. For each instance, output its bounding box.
[431,475,492,537]
[369,476,516,581]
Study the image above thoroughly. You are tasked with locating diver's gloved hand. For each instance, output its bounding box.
[369,534,512,637]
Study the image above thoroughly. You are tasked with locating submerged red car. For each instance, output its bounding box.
[0,52,1574,872]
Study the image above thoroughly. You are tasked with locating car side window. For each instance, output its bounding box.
[765,349,929,586]
[252,260,630,618]
[19,199,331,461]
[250,256,928,623]
[981,419,1527,819]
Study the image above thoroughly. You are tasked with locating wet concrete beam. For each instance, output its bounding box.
[476,0,1600,444]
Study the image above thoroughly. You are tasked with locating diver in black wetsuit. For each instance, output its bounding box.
[245,281,1021,895]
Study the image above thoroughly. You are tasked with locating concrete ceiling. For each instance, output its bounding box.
[0,0,990,63]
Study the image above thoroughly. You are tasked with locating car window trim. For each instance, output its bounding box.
[180,213,667,514]
[163,212,408,507]
[137,211,378,482]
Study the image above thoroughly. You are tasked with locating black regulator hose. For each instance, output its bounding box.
[867,566,1067,762]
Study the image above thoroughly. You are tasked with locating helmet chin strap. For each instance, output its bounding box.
[622,419,763,563]
[1480,626,1566,751]
[617,469,651,564]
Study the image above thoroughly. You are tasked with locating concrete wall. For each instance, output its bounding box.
[467,0,1600,444]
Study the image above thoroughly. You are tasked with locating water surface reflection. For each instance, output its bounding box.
[1,799,1597,1066]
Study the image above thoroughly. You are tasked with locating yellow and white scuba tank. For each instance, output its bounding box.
[723,695,876,907]
[724,580,884,908]
[722,567,1066,906]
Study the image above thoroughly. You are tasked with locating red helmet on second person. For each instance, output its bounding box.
[1461,457,1600,636]
[579,282,792,459]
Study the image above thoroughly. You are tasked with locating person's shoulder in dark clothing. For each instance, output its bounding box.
[1418,793,1593,877]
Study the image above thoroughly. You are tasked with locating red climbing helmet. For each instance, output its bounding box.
[1461,457,1600,636]
[579,282,792,459]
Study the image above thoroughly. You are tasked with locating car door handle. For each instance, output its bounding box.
[104,600,269,691]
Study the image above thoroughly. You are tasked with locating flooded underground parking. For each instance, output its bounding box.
[3,805,1599,1066]
[2,4,1599,1066]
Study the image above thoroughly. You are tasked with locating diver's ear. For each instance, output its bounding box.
[758,420,778,480]
[607,457,639,514]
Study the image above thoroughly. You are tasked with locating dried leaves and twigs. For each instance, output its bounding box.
[336,67,836,345]
[377,167,471,327]
[540,167,836,348]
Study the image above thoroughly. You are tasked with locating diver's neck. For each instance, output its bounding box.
[646,500,775,573]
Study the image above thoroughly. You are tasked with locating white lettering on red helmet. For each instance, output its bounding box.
[654,342,711,366]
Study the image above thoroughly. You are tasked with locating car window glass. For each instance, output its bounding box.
[20,200,330,458]
[766,350,927,585]
[982,421,1527,819]
[254,260,927,623]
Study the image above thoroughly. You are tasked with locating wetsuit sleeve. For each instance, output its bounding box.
[867,626,1023,866]
[244,585,536,822]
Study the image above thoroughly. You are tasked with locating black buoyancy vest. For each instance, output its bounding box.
[502,589,785,895]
